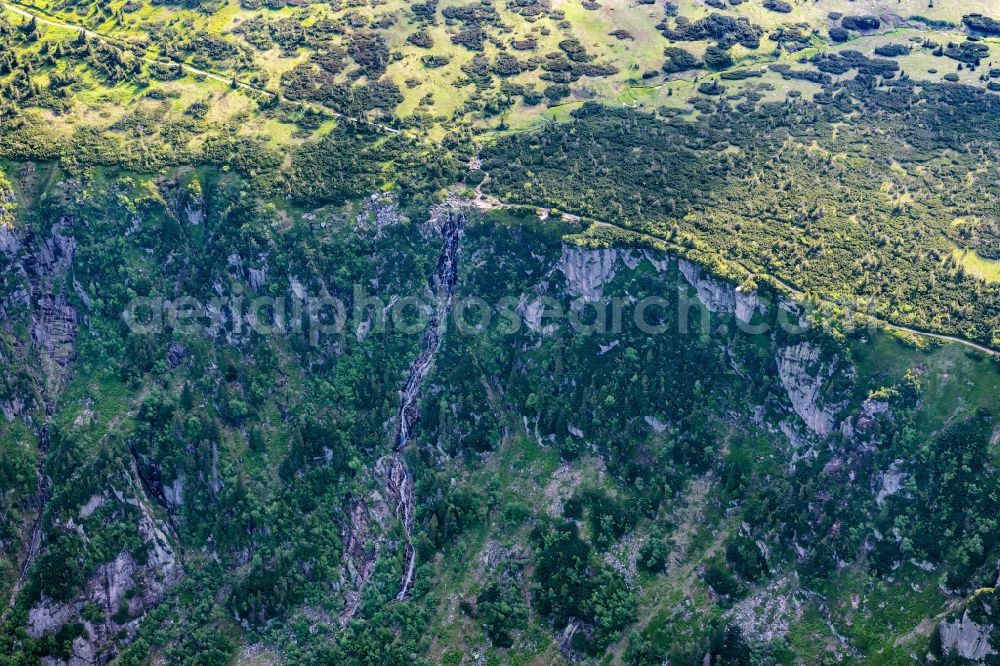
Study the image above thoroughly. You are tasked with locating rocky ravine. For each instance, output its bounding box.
[1,217,81,625]
[26,465,181,665]
[339,208,464,623]
[1,213,183,663]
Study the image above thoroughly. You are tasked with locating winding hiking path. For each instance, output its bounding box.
[763,273,998,357]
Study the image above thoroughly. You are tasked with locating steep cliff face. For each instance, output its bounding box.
[0,195,186,661]
[557,247,627,301]
[1,215,83,627]
[3,219,80,389]
[939,608,997,662]
[557,247,855,446]
[776,342,847,437]
[338,209,464,623]
[26,467,181,665]
[0,225,18,256]
[677,259,766,325]
[555,248,770,326]
[875,459,906,508]
[338,490,391,626]
[556,246,672,301]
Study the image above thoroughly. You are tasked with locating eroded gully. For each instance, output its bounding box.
[340,210,463,623]
[390,210,463,601]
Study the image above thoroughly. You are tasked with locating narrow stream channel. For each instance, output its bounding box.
[389,210,464,601]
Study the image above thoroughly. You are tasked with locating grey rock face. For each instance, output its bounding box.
[167,341,186,368]
[556,246,672,302]
[677,259,766,325]
[678,259,736,313]
[0,220,82,386]
[248,265,268,292]
[776,343,845,437]
[940,610,997,661]
[163,474,186,508]
[557,246,624,302]
[32,295,78,368]
[183,188,205,226]
[27,475,180,664]
[356,193,401,237]
[555,246,771,327]
[875,460,906,507]
[0,225,19,255]
[1,397,26,423]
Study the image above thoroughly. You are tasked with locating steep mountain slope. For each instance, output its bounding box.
[0,170,995,664]
[0,0,998,664]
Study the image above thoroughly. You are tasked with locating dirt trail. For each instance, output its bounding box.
[894,596,966,648]
[763,273,998,357]
[468,164,998,359]
[593,217,998,357]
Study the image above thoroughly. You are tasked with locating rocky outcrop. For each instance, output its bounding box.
[875,460,906,507]
[71,278,93,310]
[356,193,401,237]
[79,493,104,518]
[940,609,997,661]
[1,397,26,423]
[32,295,78,369]
[678,259,736,313]
[727,576,803,646]
[556,246,671,302]
[162,474,186,508]
[28,546,178,664]
[776,343,845,437]
[248,265,268,292]
[182,177,205,226]
[2,220,81,384]
[0,225,19,255]
[735,289,760,325]
[644,415,668,433]
[0,219,83,625]
[555,247,771,328]
[27,468,180,664]
[166,341,186,369]
[840,398,890,445]
[558,247,622,301]
[183,199,204,226]
[678,259,765,324]
[338,489,391,626]
[519,296,556,335]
